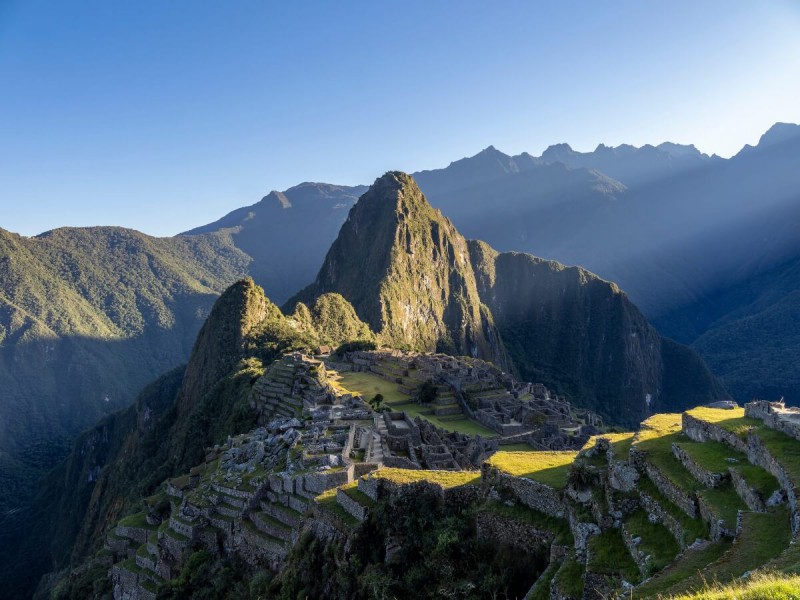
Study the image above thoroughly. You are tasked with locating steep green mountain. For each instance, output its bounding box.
[4,278,364,599]
[0,226,250,516]
[468,241,725,425]
[289,172,723,426]
[287,172,509,369]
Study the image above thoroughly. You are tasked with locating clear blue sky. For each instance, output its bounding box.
[1,1,798,237]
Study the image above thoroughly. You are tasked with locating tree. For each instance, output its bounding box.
[416,380,437,405]
[369,393,384,411]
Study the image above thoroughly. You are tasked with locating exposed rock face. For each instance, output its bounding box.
[468,240,726,426]
[288,172,509,369]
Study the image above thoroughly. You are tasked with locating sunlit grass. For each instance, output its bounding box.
[486,450,577,489]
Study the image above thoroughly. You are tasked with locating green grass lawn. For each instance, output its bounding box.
[335,370,497,437]
[587,528,641,582]
[696,484,747,531]
[631,541,732,598]
[664,572,800,600]
[497,442,536,452]
[624,510,681,575]
[486,450,577,489]
[674,439,746,474]
[334,371,409,402]
[367,467,481,488]
[634,414,701,495]
[653,507,792,597]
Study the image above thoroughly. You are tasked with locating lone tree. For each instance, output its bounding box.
[369,393,384,411]
[416,380,437,405]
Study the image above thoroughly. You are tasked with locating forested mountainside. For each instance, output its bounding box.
[3,279,373,599]
[289,171,722,426]
[23,281,797,600]
[8,172,726,598]
[187,122,800,407]
[0,226,250,517]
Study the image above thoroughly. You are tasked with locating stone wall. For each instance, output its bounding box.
[729,467,767,512]
[482,465,568,519]
[697,494,737,540]
[475,511,554,555]
[358,477,380,502]
[682,413,748,452]
[639,492,689,548]
[672,444,727,488]
[336,489,368,522]
[745,432,800,536]
[746,401,800,443]
[620,522,649,577]
[641,462,697,519]
[300,470,350,494]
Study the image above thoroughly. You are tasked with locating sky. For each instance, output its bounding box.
[0,1,799,237]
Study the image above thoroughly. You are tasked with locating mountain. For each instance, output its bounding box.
[183,182,366,305]
[286,172,508,369]
[288,172,723,425]
[468,241,724,424]
[0,226,250,516]
[3,278,369,599]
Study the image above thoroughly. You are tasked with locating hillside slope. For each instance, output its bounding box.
[287,172,509,369]
[0,227,249,516]
[289,172,724,426]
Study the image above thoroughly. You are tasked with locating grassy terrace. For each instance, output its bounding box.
[687,406,800,485]
[632,541,731,598]
[587,528,640,582]
[637,477,708,543]
[341,485,377,508]
[634,414,701,495]
[697,484,746,530]
[367,467,481,488]
[118,512,158,530]
[653,507,793,598]
[314,482,360,527]
[665,572,800,600]
[582,432,635,461]
[486,450,577,489]
[624,510,681,575]
[333,370,497,438]
[684,407,759,438]
[553,559,585,600]
[481,500,573,545]
[674,439,745,474]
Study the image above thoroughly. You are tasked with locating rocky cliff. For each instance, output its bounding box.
[468,240,726,425]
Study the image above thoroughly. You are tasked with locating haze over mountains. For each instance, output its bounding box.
[0,122,798,568]
[2,171,724,598]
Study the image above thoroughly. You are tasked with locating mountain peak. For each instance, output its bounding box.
[757,122,800,148]
[262,190,292,208]
[287,173,508,368]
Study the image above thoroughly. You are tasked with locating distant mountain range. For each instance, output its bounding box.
[0,121,798,550]
[3,171,723,599]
